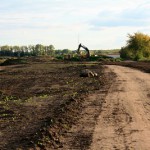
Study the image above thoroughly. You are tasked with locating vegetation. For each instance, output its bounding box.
[0,43,120,58]
[0,44,55,57]
[120,32,150,61]
[91,49,120,55]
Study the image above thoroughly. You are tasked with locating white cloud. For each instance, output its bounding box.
[1,0,150,49]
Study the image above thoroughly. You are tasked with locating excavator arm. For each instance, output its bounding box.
[77,43,90,58]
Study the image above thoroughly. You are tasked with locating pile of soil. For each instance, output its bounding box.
[0,58,27,66]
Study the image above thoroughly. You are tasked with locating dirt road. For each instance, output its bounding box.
[89,65,150,150]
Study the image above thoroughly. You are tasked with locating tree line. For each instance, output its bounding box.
[0,44,120,57]
[0,44,78,57]
[0,44,56,57]
[1,32,150,61]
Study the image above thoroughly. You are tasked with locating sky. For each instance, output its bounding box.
[0,0,150,50]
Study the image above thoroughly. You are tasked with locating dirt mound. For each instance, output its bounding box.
[0,58,27,66]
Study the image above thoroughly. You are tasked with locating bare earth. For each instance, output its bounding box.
[1,63,150,149]
[89,65,150,150]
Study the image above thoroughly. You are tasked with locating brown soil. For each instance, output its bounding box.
[103,61,150,73]
[89,65,150,150]
[0,61,115,150]
[1,60,150,150]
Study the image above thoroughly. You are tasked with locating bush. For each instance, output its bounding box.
[120,32,150,60]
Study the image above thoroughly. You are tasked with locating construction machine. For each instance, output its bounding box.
[77,43,90,59]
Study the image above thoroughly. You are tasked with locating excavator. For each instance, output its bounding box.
[77,43,90,59]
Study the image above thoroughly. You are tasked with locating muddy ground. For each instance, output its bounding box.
[0,60,115,150]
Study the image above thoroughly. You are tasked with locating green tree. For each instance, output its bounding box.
[12,46,21,57]
[0,45,13,56]
[0,44,56,57]
[120,32,150,60]
[46,45,55,56]
[62,49,71,54]
[35,44,45,56]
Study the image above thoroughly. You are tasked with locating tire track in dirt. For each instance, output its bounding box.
[89,65,150,150]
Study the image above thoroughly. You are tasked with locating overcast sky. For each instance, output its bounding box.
[0,0,150,49]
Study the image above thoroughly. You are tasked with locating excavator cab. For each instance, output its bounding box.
[77,43,90,59]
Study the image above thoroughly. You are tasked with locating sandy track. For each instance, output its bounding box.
[89,65,150,150]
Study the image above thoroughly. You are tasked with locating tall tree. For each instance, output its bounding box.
[120,32,150,60]
[35,44,45,56]
[46,45,55,56]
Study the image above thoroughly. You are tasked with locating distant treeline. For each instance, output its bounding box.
[91,49,120,55]
[0,44,120,57]
[0,44,55,57]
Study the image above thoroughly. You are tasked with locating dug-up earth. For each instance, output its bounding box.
[0,59,150,150]
[0,61,115,150]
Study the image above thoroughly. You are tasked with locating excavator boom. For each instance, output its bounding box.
[77,43,90,58]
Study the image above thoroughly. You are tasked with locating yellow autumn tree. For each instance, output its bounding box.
[120,32,150,60]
